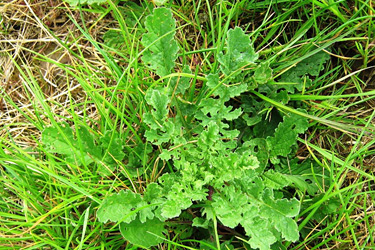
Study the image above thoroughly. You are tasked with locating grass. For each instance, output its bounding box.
[0,0,374,249]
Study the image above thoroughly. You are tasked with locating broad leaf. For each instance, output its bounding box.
[141,7,179,77]
[62,0,106,6]
[97,190,142,223]
[99,130,125,174]
[279,50,330,93]
[120,218,166,248]
[266,110,309,163]
[42,123,100,166]
[254,61,273,84]
[211,178,300,250]
[205,73,248,102]
[218,27,258,78]
[169,65,192,95]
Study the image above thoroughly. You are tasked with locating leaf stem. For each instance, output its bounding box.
[212,213,221,250]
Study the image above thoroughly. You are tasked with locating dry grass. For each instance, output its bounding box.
[0,0,117,147]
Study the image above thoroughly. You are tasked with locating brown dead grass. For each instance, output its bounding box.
[0,0,116,149]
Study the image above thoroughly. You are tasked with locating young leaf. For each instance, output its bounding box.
[243,216,277,250]
[218,27,258,78]
[260,189,300,242]
[42,122,101,166]
[153,0,169,6]
[244,187,300,249]
[103,30,125,49]
[119,218,166,248]
[205,73,248,102]
[169,65,192,95]
[281,51,330,80]
[158,173,207,218]
[279,50,330,93]
[241,139,269,172]
[253,61,273,84]
[97,190,142,223]
[62,0,107,6]
[141,7,179,77]
[266,110,309,164]
[126,143,153,176]
[275,159,324,195]
[211,185,249,228]
[210,178,300,250]
[144,88,178,145]
[145,88,170,122]
[99,130,125,174]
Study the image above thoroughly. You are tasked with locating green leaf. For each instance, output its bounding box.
[243,216,277,250]
[161,199,192,218]
[120,217,166,248]
[257,84,291,105]
[279,50,330,93]
[169,212,194,239]
[253,61,273,84]
[99,130,125,174]
[42,122,101,166]
[218,27,258,78]
[145,120,176,145]
[263,169,320,195]
[143,89,178,146]
[209,178,300,250]
[266,110,309,163]
[192,217,210,229]
[205,73,248,102]
[141,8,179,77]
[302,195,340,226]
[42,124,127,175]
[195,98,242,133]
[197,122,220,150]
[241,139,269,172]
[103,30,125,49]
[282,51,330,80]
[145,88,170,122]
[277,159,324,195]
[212,185,249,228]
[118,2,145,27]
[157,175,192,218]
[126,143,152,176]
[153,0,169,6]
[62,0,107,6]
[97,190,142,223]
[259,189,300,242]
[103,2,146,49]
[169,65,192,95]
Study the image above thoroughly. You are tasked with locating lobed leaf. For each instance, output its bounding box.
[169,65,192,96]
[253,61,273,84]
[42,123,100,166]
[206,73,248,102]
[62,0,107,6]
[119,218,166,248]
[279,50,330,93]
[218,27,258,78]
[145,88,170,122]
[211,178,300,250]
[42,124,125,175]
[141,7,179,77]
[266,110,309,164]
[210,177,300,250]
[99,130,125,174]
[97,190,142,223]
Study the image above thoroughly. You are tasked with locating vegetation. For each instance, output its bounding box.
[0,0,374,249]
